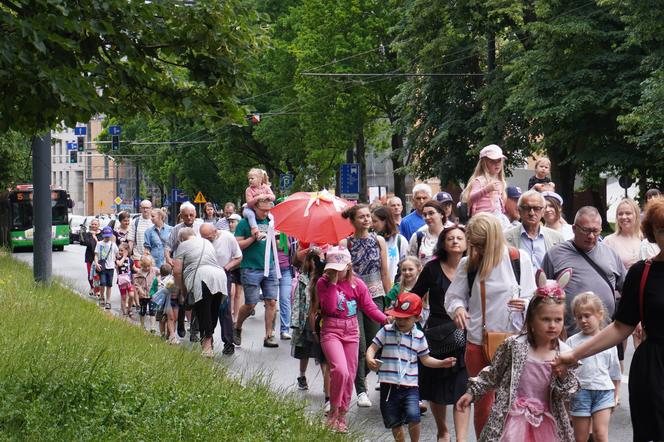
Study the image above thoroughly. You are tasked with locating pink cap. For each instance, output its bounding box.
[324,246,352,271]
[479,144,506,160]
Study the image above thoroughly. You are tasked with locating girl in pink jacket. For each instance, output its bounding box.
[317,246,388,432]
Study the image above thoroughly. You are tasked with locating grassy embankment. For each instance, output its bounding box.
[0,252,347,441]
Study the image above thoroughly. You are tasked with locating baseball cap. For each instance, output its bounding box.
[479,144,506,160]
[542,191,563,206]
[324,246,352,271]
[435,191,453,204]
[102,226,114,238]
[385,292,423,318]
[506,186,522,200]
[227,213,241,221]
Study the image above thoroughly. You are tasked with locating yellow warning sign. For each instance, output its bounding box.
[98,200,104,207]
[193,191,207,204]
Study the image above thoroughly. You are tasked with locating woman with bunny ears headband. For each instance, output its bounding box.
[456,268,579,442]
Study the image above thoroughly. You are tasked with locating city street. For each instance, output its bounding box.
[15,245,635,441]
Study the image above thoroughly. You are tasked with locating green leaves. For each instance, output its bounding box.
[1,0,265,134]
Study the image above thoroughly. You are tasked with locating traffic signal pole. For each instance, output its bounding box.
[32,133,52,284]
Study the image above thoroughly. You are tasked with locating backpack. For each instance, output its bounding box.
[467,246,521,295]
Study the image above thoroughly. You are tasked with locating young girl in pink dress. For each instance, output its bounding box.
[456,269,579,442]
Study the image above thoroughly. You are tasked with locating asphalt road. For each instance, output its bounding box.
[15,244,634,441]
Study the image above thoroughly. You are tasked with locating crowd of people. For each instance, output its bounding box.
[78,153,664,441]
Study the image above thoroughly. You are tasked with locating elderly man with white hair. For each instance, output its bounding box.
[166,201,204,340]
[127,199,154,260]
[399,183,433,241]
[504,189,564,271]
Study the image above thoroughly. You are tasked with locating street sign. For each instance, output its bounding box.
[66,142,76,150]
[114,196,122,205]
[163,197,171,206]
[279,173,293,191]
[172,188,188,203]
[340,163,360,199]
[109,125,122,136]
[193,191,207,204]
[74,126,87,136]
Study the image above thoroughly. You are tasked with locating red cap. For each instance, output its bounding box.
[385,292,423,318]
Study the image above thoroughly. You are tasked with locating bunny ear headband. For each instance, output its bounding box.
[535,268,572,300]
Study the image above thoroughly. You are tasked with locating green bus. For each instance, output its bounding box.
[0,185,72,251]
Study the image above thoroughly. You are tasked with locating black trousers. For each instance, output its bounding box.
[218,271,233,345]
[193,282,222,340]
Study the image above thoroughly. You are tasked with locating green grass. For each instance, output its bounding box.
[0,252,347,441]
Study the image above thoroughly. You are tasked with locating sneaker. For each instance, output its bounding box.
[297,376,308,390]
[250,308,256,316]
[189,332,199,343]
[201,348,214,358]
[222,343,235,355]
[233,328,242,346]
[280,332,292,340]
[419,400,428,414]
[324,401,331,415]
[177,327,186,338]
[104,302,111,310]
[263,335,279,348]
[168,336,181,345]
[356,392,372,408]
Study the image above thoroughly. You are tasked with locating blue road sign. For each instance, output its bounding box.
[66,142,76,150]
[74,126,87,136]
[172,188,188,203]
[279,173,293,191]
[340,163,360,196]
[163,197,171,207]
[109,125,122,136]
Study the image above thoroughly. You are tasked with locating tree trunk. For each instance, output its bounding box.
[548,148,576,222]
[356,129,367,203]
[391,132,406,203]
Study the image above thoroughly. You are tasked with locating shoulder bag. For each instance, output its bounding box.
[570,240,615,295]
[481,280,515,361]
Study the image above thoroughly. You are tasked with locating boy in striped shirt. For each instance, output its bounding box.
[367,292,456,442]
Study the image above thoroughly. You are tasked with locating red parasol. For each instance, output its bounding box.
[270,190,355,245]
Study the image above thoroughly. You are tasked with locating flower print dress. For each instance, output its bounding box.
[500,355,559,442]
[347,234,385,299]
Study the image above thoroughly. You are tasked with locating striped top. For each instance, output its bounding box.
[372,323,429,387]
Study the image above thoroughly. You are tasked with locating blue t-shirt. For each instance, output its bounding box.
[399,211,425,242]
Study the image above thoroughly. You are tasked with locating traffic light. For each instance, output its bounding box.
[69,150,77,163]
[77,136,85,152]
[111,135,120,150]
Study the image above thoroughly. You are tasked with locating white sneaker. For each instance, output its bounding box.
[324,400,331,415]
[357,392,372,407]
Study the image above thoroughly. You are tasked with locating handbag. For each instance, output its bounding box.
[117,273,132,287]
[424,321,466,357]
[481,280,514,361]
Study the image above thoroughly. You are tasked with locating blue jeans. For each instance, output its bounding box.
[278,267,292,334]
[379,383,421,428]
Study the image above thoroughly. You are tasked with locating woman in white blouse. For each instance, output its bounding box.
[444,212,536,437]
[604,198,642,270]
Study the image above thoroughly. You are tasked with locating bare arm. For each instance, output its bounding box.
[224,257,242,272]
[377,235,391,293]
[236,234,256,250]
[172,258,184,291]
[555,321,635,368]
[366,342,381,371]
[420,354,456,369]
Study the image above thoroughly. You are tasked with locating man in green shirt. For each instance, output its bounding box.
[234,197,280,348]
